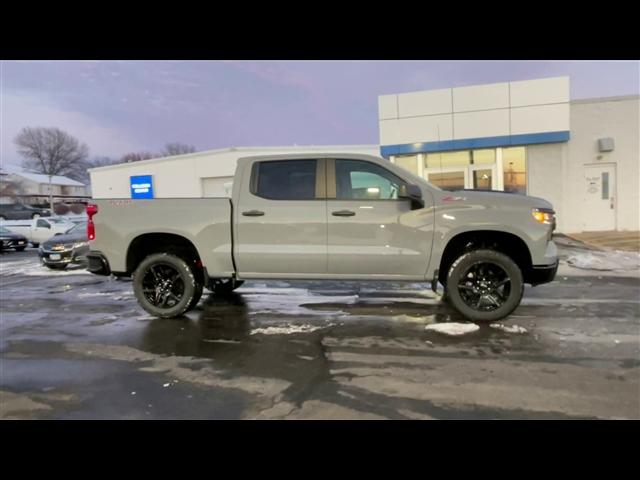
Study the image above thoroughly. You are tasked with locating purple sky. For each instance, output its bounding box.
[2,60,638,167]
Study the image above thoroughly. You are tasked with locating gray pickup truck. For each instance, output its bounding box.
[86,153,558,322]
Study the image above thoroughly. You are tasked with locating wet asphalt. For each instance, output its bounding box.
[1,247,639,420]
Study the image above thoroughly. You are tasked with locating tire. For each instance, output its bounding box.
[445,249,524,323]
[132,253,200,319]
[0,216,5,221]
[46,264,67,270]
[187,282,204,311]
[31,213,40,219]
[31,243,39,248]
[15,246,26,252]
[209,279,244,294]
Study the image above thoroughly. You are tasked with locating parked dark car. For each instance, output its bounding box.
[38,221,89,270]
[0,203,51,220]
[0,226,28,252]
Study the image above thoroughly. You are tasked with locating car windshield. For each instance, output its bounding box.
[65,222,87,234]
[0,226,10,233]
[48,218,70,224]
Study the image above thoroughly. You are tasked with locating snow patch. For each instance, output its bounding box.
[250,324,328,335]
[565,250,640,272]
[424,322,479,335]
[490,323,527,334]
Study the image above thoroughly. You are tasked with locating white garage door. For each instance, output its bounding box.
[201,177,234,197]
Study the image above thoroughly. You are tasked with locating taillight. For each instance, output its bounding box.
[86,203,98,241]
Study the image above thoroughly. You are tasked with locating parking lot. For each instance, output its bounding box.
[1,239,639,420]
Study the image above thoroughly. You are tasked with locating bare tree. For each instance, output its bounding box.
[71,156,119,185]
[120,151,156,163]
[162,142,196,156]
[14,127,89,212]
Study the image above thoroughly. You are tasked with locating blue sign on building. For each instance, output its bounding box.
[130,175,154,199]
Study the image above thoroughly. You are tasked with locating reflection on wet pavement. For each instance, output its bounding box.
[1,249,639,419]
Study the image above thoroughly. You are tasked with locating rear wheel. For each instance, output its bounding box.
[446,249,524,323]
[31,213,40,219]
[133,253,200,318]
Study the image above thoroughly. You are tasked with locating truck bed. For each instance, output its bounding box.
[90,198,234,276]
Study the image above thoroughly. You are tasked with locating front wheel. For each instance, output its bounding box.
[446,249,524,323]
[133,253,201,318]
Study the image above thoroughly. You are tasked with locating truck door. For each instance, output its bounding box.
[235,158,328,277]
[326,158,433,279]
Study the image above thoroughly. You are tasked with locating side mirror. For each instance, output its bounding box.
[399,184,425,209]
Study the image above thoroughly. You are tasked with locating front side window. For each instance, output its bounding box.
[253,159,317,200]
[335,160,406,200]
[36,219,49,228]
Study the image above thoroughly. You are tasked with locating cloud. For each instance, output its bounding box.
[1,89,143,166]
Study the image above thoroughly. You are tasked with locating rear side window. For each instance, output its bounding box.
[252,160,317,200]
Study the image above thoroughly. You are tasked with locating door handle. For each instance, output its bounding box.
[332,210,356,217]
[242,210,265,217]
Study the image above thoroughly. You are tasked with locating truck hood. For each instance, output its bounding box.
[437,189,554,210]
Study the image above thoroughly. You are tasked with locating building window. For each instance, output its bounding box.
[393,155,420,176]
[425,151,471,169]
[502,147,527,194]
[427,171,466,191]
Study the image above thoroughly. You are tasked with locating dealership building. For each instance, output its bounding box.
[90,76,639,234]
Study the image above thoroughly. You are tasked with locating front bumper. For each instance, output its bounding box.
[39,246,89,265]
[528,260,559,286]
[1,238,28,250]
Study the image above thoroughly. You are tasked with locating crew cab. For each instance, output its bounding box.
[1,217,74,247]
[86,153,558,322]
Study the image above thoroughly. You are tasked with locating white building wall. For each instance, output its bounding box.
[564,96,639,232]
[90,145,380,199]
[528,96,639,233]
[379,76,570,145]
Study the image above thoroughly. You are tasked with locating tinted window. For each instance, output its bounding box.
[335,160,406,200]
[36,219,49,228]
[254,160,317,200]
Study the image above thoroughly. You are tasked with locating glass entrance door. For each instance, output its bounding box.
[469,165,496,191]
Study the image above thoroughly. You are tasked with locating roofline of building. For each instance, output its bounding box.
[570,94,639,105]
[7,171,85,187]
[88,144,380,173]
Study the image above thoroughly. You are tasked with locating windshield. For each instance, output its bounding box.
[66,222,87,234]
[48,218,71,224]
[0,226,10,234]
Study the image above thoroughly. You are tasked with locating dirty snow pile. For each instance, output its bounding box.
[250,324,328,335]
[565,249,640,272]
[424,322,479,335]
[490,323,527,334]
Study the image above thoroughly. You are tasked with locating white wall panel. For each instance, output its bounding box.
[510,76,570,107]
[378,94,398,120]
[511,103,570,135]
[397,88,452,117]
[379,115,453,145]
[452,82,509,112]
[453,109,510,139]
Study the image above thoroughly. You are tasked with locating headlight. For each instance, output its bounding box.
[532,208,555,226]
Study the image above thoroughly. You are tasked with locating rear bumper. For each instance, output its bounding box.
[86,251,111,276]
[528,260,559,286]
